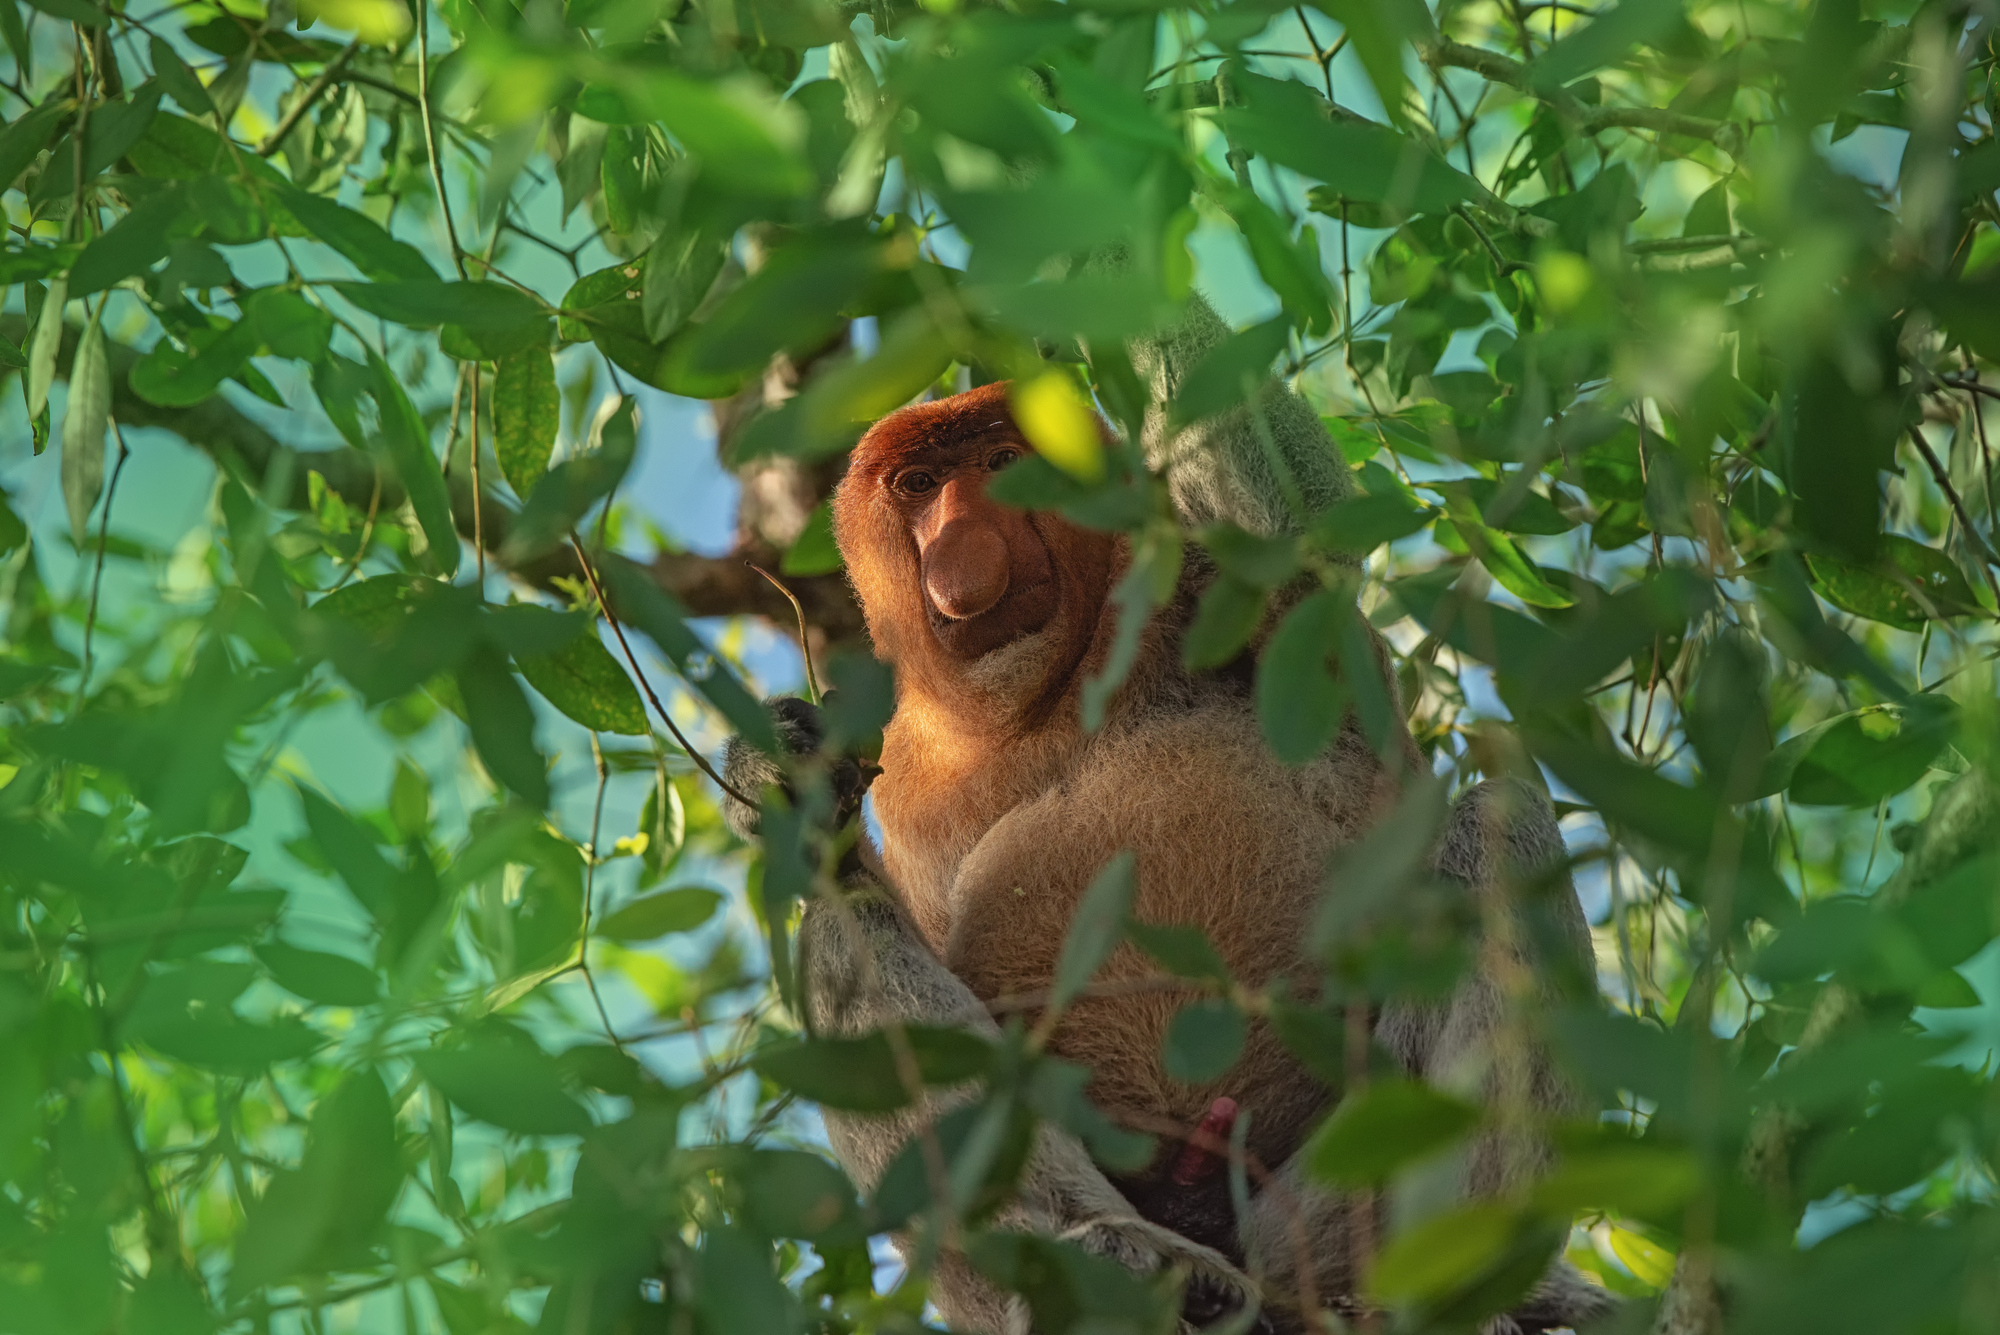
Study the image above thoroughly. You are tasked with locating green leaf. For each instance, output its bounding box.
[419,1042,593,1136]
[752,1026,992,1112]
[296,786,396,915]
[516,632,648,736]
[60,307,108,546]
[1182,574,1266,671]
[502,399,636,562]
[333,279,543,330]
[1222,69,1481,215]
[1367,1202,1520,1302]
[1449,507,1574,608]
[1047,851,1136,1014]
[256,941,380,1007]
[231,1071,399,1291]
[1808,535,1983,631]
[456,645,550,809]
[1786,698,1956,807]
[493,346,559,497]
[128,319,259,407]
[1256,589,1349,765]
[365,349,460,578]
[1307,1079,1481,1186]
[0,243,80,284]
[25,274,65,432]
[636,72,810,196]
[1162,999,1246,1083]
[594,886,721,942]
[1529,0,1687,91]
[280,187,437,281]
[1304,0,1428,126]
[642,227,729,342]
[246,289,332,362]
[0,99,71,194]
[1126,922,1233,984]
[1311,491,1433,553]
[142,1015,323,1070]
[0,3,30,83]
[149,34,214,116]
[1171,316,1292,425]
[24,0,105,25]
[32,85,160,201]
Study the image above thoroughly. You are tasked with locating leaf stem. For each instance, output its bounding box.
[565,533,758,808]
[255,38,359,157]
[414,4,467,279]
[77,417,130,707]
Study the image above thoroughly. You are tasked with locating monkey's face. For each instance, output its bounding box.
[885,435,1060,661]
[835,383,1120,710]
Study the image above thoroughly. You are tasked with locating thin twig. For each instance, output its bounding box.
[748,563,821,704]
[565,534,758,808]
[1452,203,1531,274]
[1908,426,2000,599]
[414,10,467,278]
[255,38,359,157]
[325,467,382,593]
[469,367,485,584]
[579,735,627,1051]
[77,421,131,706]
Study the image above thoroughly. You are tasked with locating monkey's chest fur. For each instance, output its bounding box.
[873,696,1402,1249]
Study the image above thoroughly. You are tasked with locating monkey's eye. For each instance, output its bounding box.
[987,448,1021,471]
[896,470,937,497]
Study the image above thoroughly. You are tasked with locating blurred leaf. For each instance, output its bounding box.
[1172,316,1291,425]
[1126,922,1231,984]
[1162,999,1246,1083]
[366,349,460,577]
[753,1027,992,1112]
[594,886,721,941]
[1808,535,1983,631]
[420,1042,593,1136]
[1223,69,1481,214]
[335,280,544,331]
[256,941,380,1007]
[1368,1202,1519,1302]
[1047,851,1137,1014]
[1308,1079,1480,1186]
[1785,698,1956,807]
[1257,589,1349,764]
[1530,0,1687,90]
[60,308,108,547]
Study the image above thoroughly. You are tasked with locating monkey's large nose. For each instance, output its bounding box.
[922,520,1010,619]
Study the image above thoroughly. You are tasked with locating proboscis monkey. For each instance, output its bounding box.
[725,295,1614,1335]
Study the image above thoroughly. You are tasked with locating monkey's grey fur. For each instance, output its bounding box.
[719,290,1616,1334]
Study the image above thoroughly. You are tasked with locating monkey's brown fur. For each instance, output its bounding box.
[727,298,1613,1334]
[835,381,1421,1182]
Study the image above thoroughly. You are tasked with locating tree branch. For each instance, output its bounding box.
[9,318,867,644]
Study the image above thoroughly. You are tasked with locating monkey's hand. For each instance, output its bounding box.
[720,695,873,844]
[1053,1214,1266,1334]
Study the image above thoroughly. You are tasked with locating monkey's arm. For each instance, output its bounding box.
[1245,779,1615,1334]
[1130,292,1355,539]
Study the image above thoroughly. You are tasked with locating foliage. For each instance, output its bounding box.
[2,0,1999,1329]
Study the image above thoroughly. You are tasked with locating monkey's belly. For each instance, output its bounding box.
[935,705,1398,1180]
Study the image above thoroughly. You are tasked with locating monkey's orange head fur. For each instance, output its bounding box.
[834,382,1119,719]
